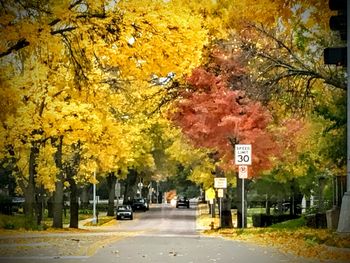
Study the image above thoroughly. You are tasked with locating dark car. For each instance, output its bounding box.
[116,205,133,220]
[132,198,148,212]
[176,197,190,208]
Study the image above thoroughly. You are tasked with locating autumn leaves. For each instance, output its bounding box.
[0,1,345,228]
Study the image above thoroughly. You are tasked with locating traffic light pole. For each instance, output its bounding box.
[337,1,350,233]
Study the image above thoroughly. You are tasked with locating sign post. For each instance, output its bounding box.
[205,188,216,218]
[214,178,227,228]
[238,165,248,229]
[235,144,251,229]
[217,188,224,228]
[92,170,97,224]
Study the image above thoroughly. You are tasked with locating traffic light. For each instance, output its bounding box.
[324,47,347,66]
[324,0,347,66]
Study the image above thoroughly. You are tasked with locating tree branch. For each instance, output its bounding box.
[0,39,30,58]
[51,26,77,35]
[1,0,107,58]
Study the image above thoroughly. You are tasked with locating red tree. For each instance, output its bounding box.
[171,49,279,228]
[173,67,278,177]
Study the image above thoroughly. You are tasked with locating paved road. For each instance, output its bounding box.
[113,203,198,236]
[0,203,318,263]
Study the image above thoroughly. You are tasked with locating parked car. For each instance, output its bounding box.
[132,198,148,212]
[176,196,190,208]
[116,205,133,220]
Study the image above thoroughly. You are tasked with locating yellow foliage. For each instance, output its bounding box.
[165,131,216,187]
[14,148,31,179]
[36,144,59,192]
[110,0,209,79]
[5,0,329,193]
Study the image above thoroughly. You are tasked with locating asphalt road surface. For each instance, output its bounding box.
[1,202,318,263]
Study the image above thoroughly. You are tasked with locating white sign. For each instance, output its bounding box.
[214,178,227,188]
[238,165,248,179]
[235,144,252,165]
[218,188,224,198]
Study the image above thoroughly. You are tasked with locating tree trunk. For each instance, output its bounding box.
[23,143,39,228]
[123,169,137,204]
[66,142,81,228]
[220,193,233,228]
[107,173,116,216]
[288,179,303,215]
[47,196,53,218]
[35,188,44,225]
[69,178,79,228]
[23,189,35,227]
[52,136,64,228]
[265,193,271,215]
[80,185,90,209]
[289,195,294,215]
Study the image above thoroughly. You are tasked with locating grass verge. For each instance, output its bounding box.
[196,205,350,262]
[83,216,115,226]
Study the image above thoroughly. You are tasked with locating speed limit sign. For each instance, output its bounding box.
[235,144,252,165]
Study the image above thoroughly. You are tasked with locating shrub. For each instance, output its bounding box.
[305,213,327,229]
[252,213,300,227]
[0,195,13,215]
[4,222,15,229]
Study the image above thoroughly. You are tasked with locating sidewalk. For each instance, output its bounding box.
[0,203,181,258]
[77,211,108,229]
[0,213,136,259]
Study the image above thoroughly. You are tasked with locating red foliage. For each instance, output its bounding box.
[274,118,307,164]
[172,52,279,177]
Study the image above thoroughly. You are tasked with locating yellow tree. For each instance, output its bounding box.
[1,0,213,228]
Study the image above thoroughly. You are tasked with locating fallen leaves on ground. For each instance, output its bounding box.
[202,228,350,262]
[0,235,112,257]
[83,216,115,226]
[0,227,91,237]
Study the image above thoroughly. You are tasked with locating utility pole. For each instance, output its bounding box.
[337,0,350,233]
[92,170,97,224]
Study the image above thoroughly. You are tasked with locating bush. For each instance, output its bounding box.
[0,195,13,215]
[252,213,262,227]
[4,222,15,229]
[305,213,327,229]
[252,213,300,227]
[79,209,93,215]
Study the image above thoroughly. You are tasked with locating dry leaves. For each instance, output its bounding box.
[203,228,350,262]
